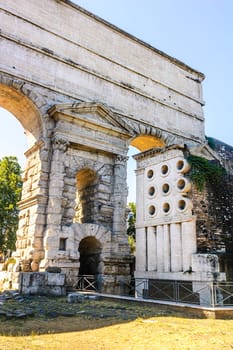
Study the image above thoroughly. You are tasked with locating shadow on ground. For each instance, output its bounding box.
[0,291,223,337]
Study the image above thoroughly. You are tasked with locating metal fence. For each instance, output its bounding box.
[73,275,98,291]
[130,279,233,307]
[74,275,233,308]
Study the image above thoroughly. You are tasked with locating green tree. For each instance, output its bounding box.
[0,156,22,257]
[127,202,136,239]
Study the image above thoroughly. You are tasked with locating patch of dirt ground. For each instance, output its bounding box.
[0,296,233,350]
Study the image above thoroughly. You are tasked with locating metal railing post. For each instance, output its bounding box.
[211,282,216,307]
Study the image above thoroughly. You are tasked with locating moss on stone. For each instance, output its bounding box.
[187,155,225,192]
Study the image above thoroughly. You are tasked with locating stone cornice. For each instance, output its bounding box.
[18,194,48,210]
[136,214,196,228]
[133,144,186,161]
[24,139,44,158]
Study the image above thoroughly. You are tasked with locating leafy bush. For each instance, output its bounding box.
[187,155,225,191]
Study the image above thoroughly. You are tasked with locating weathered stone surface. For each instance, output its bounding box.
[1,0,230,295]
[191,139,233,280]
[19,272,66,296]
[67,292,85,303]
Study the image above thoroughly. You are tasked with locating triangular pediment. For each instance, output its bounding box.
[49,102,133,137]
[189,143,220,161]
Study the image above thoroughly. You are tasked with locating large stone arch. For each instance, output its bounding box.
[71,223,128,292]
[122,119,200,151]
[72,223,111,261]
[3,1,225,294]
[45,222,114,289]
[0,80,53,272]
[130,134,166,152]
[0,80,46,145]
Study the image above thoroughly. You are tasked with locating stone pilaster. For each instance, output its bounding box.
[43,136,69,261]
[46,136,69,227]
[107,154,131,286]
[15,140,49,271]
[112,155,128,238]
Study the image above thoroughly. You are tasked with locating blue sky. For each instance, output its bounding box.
[0,0,231,202]
[73,0,231,145]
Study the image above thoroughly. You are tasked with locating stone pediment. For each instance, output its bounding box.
[49,102,131,137]
[189,143,220,161]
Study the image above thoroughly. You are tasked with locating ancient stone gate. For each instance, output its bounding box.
[1,0,225,292]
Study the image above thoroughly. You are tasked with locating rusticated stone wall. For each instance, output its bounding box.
[191,139,233,279]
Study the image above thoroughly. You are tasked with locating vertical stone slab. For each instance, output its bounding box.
[156,225,164,272]
[147,226,157,271]
[170,223,182,272]
[136,227,146,271]
[163,224,171,272]
[181,220,197,271]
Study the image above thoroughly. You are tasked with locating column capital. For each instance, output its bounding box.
[115,154,129,165]
[52,135,69,152]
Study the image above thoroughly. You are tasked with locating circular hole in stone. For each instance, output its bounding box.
[148,205,156,216]
[161,164,169,175]
[148,186,156,196]
[162,183,170,194]
[177,178,186,190]
[163,202,170,213]
[177,160,184,171]
[178,199,186,210]
[147,169,154,179]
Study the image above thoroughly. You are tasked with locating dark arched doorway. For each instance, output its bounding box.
[78,236,103,291]
[79,236,102,275]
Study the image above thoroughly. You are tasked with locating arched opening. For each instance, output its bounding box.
[74,168,98,223]
[79,236,102,275]
[0,84,45,266]
[0,107,27,167]
[0,84,43,148]
[127,145,138,204]
[127,134,166,267]
[127,135,165,204]
[131,135,165,152]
